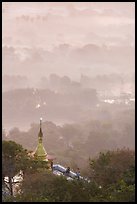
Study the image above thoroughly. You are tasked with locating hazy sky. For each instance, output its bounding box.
[2,2,135,79]
[2,2,135,48]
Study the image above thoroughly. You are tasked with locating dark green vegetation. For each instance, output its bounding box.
[2,140,49,199]
[2,141,135,202]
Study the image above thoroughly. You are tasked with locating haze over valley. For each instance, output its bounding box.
[2,2,135,167]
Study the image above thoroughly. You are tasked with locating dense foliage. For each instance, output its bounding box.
[2,141,135,202]
[2,141,49,198]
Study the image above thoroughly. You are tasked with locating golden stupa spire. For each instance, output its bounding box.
[34,118,48,161]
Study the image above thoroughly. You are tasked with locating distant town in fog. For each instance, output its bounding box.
[2,1,135,141]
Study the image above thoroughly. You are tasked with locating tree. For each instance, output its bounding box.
[2,140,29,197]
[89,148,135,187]
[2,140,50,199]
[4,148,135,202]
[13,171,94,202]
